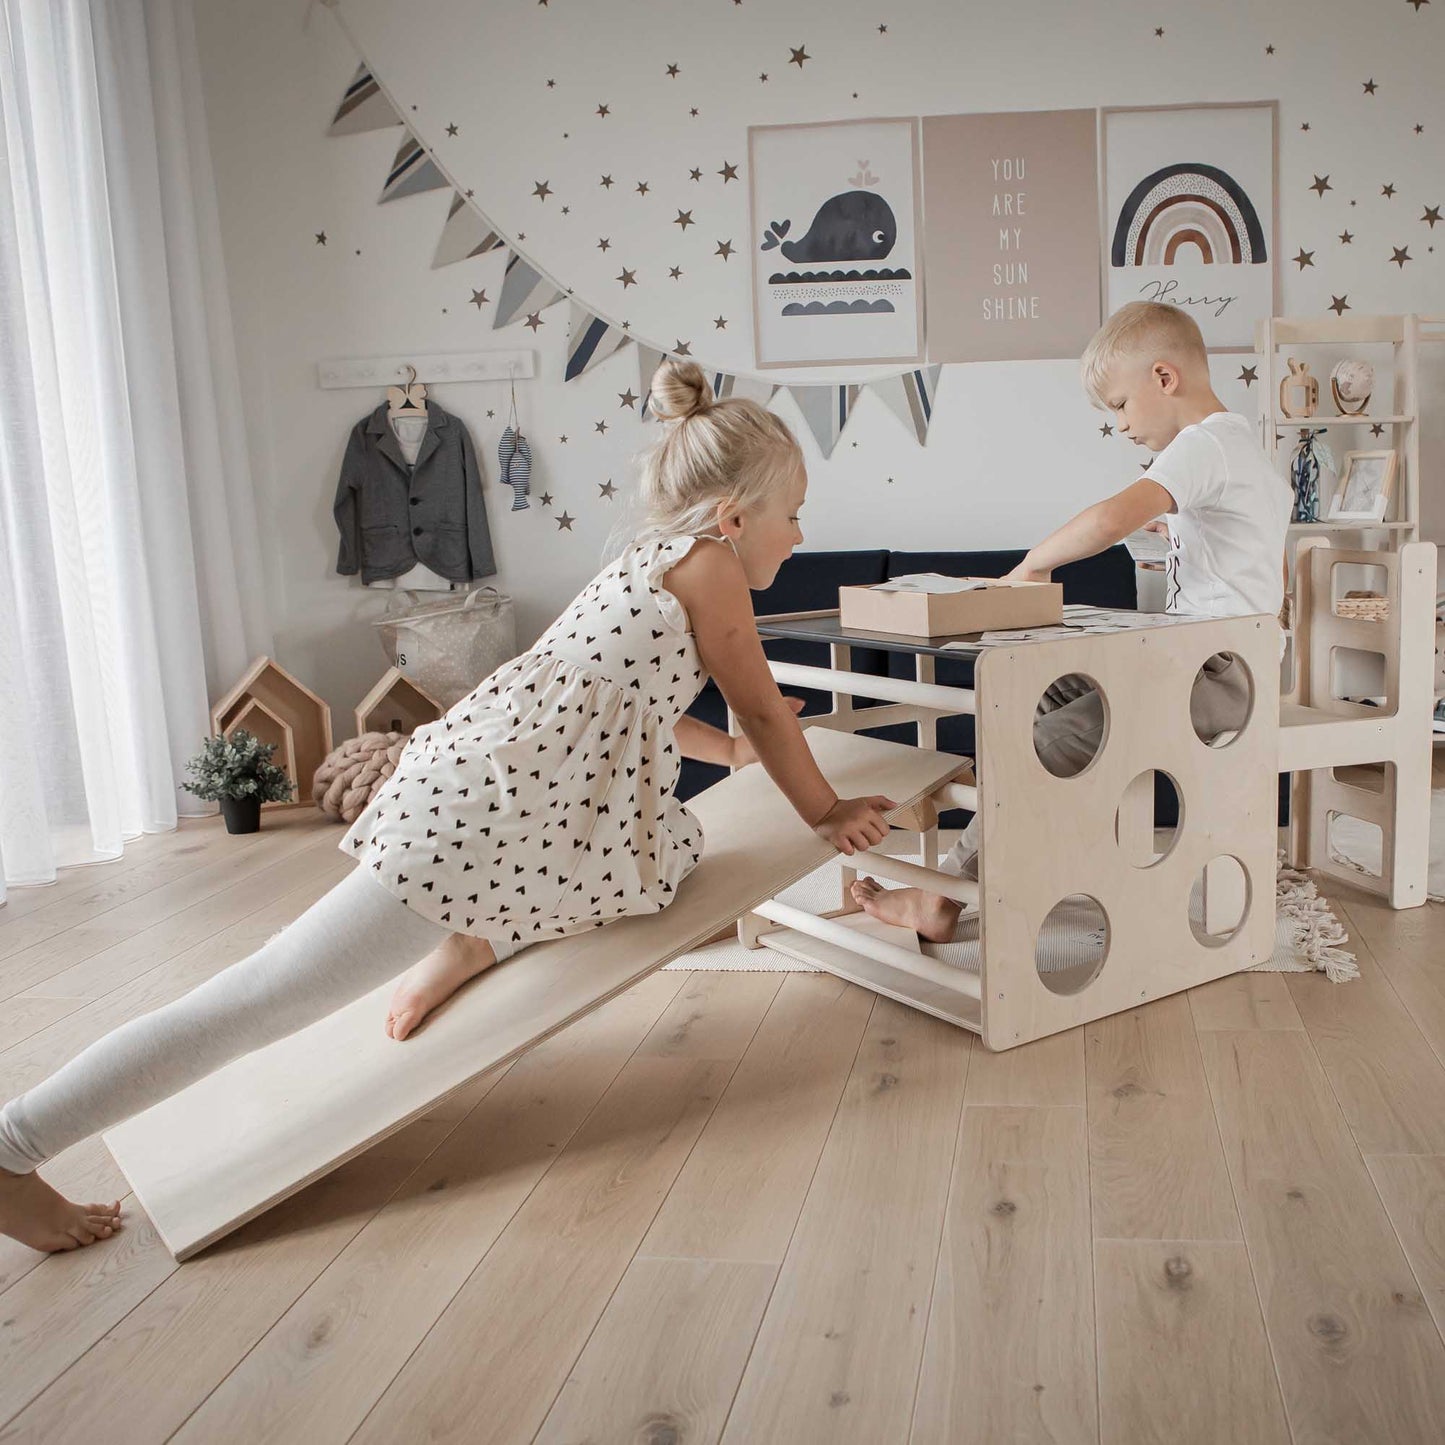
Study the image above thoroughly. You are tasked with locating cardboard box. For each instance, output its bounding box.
[838,574,1063,639]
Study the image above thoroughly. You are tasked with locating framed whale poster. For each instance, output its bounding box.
[1102,101,1279,352]
[749,117,924,369]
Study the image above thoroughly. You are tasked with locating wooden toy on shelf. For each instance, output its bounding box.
[211,657,333,809]
[353,667,443,739]
[1279,357,1319,418]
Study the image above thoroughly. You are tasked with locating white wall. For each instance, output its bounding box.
[193,0,1445,735]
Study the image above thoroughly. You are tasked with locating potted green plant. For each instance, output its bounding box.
[181,728,295,833]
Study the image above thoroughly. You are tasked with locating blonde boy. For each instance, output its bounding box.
[853,300,1292,943]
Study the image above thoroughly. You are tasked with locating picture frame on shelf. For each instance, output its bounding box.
[1328,449,1397,522]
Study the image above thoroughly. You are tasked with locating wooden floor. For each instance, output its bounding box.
[2,808,1445,1444]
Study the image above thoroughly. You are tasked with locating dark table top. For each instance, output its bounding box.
[755,611,986,660]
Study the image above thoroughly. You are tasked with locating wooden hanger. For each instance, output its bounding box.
[387,364,428,419]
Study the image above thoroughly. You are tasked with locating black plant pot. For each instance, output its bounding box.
[220,794,262,835]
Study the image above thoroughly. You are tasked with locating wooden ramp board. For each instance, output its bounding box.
[104,730,966,1260]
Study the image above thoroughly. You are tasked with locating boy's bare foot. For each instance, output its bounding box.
[386,933,500,1041]
[850,877,962,945]
[0,1168,122,1252]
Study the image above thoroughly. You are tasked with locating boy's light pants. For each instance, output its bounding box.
[941,653,1253,878]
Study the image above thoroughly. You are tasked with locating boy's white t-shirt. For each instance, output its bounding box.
[1145,411,1292,621]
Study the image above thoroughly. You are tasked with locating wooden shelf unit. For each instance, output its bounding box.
[1256,313,1422,546]
[353,668,444,739]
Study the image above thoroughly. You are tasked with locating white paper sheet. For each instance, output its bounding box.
[869,573,992,594]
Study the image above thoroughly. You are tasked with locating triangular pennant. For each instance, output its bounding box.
[788,384,863,459]
[565,303,632,381]
[379,132,448,203]
[328,64,401,136]
[637,346,667,419]
[710,373,778,407]
[432,193,507,269]
[493,253,565,330]
[870,365,943,446]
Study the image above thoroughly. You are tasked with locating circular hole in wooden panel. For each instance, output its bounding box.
[1032,673,1109,778]
[1035,894,1109,995]
[1114,770,1183,867]
[1190,855,1251,946]
[1191,652,1254,749]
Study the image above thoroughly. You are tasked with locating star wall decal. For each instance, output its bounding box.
[689,167,702,181]
[1265,44,1275,54]
[636,181,650,196]
[1382,182,1397,198]
[617,268,638,287]
[1371,423,1386,436]
[532,180,552,200]
[1390,246,1412,267]
[469,289,488,308]
[1329,295,1351,314]
[1155,27,1164,36]
[619,389,637,408]
[759,72,768,83]
[715,239,735,260]
[1239,366,1258,386]
[594,420,609,434]
[1363,78,1378,94]
[1340,230,1354,243]
[689,108,699,117]
[1310,175,1332,196]
[546,79,555,88]
[315,231,327,244]
[1416,124,1425,134]
[719,161,739,182]
[556,512,575,531]
[599,480,617,499]
[596,103,610,118]
[600,174,614,189]
[674,340,692,355]
[525,312,544,330]
[1423,206,1441,227]
[669,265,683,279]
[539,492,553,507]
[597,237,611,251]
[879,24,888,32]
[1099,423,1113,437]
[445,123,458,136]
[714,316,728,329]
[666,63,680,77]
[1301,122,1311,131]
[675,210,694,229]
[1407,0,1429,9]
[558,434,568,444]
[789,46,811,67]
[1293,249,1314,269]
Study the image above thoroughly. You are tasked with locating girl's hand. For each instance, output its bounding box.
[812,795,896,856]
[1142,519,1169,536]
[731,696,805,767]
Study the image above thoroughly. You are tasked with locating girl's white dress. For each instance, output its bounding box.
[341,534,711,947]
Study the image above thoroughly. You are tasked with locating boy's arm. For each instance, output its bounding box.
[1004,478,1176,581]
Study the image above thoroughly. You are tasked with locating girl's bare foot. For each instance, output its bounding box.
[386,933,500,1041]
[0,1168,122,1252]
[849,877,962,945]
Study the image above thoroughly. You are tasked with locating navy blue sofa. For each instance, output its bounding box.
[677,544,1138,811]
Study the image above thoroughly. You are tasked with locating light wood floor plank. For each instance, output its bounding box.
[1187,971,1305,1033]
[1095,1240,1289,1445]
[0,1114,456,1439]
[1285,930,1445,1156]
[167,972,691,1445]
[1363,1154,1445,1341]
[640,971,876,1263]
[910,1105,1096,1445]
[344,973,779,1445]
[964,1023,1083,1106]
[534,1256,778,1445]
[1087,996,1241,1241]
[1199,1029,1445,1441]
[721,999,970,1445]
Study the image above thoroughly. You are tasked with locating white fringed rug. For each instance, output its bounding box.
[666,854,1358,984]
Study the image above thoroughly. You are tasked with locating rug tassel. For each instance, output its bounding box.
[1269,859,1359,983]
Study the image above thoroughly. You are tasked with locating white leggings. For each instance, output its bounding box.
[0,868,513,1174]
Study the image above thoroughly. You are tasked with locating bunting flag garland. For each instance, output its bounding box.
[565,303,632,381]
[493,254,566,329]
[328,57,944,453]
[788,384,864,459]
[432,193,507,269]
[379,132,449,203]
[328,65,400,136]
[869,365,943,446]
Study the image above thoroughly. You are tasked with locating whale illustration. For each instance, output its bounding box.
[760,190,897,264]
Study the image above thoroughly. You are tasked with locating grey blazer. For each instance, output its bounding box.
[333,402,496,584]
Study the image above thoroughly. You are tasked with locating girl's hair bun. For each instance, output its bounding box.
[647,359,712,421]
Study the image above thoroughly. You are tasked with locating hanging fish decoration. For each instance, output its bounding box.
[497,426,532,511]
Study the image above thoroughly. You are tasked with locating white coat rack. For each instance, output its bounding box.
[317,350,535,390]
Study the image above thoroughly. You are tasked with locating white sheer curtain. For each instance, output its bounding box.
[0,0,272,898]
